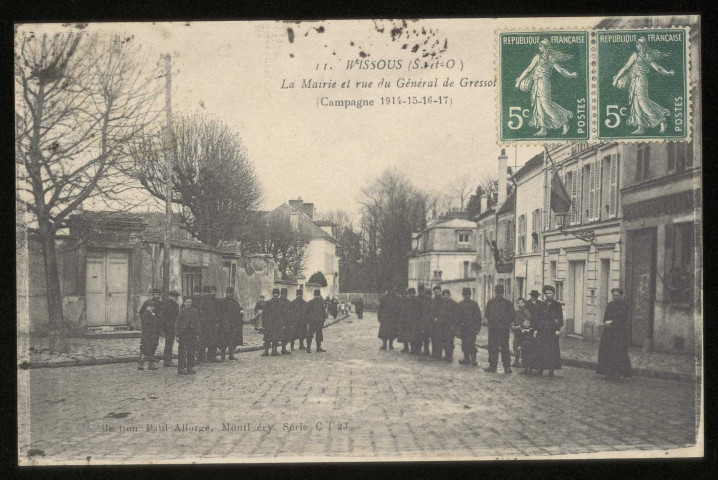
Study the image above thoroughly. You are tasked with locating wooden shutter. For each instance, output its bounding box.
[609,154,619,217]
[686,141,694,168]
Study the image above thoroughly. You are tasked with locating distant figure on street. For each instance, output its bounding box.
[198,286,221,363]
[398,289,411,353]
[437,289,460,362]
[429,285,444,358]
[378,288,399,350]
[306,289,327,353]
[526,290,542,327]
[483,284,515,373]
[532,285,563,376]
[138,303,160,371]
[512,297,531,368]
[418,288,433,356]
[158,290,180,367]
[221,286,244,361]
[457,287,481,366]
[596,288,633,380]
[279,288,293,355]
[139,288,162,317]
[515,310,536,375]
[187,285,203,363]
[290,289,308,351]
[355,298,365,319]
[402,288,422,354]
[329,297,339,319]
[253,295,266,332]
[176,297,200,375]
[261,289,282,357]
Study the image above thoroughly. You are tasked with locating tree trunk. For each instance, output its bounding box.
[40,226,68,354]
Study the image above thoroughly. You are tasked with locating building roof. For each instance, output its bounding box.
[512,153,544,182]
[496,191,516,216]
[268,203,339,244]
[313,219,336,227]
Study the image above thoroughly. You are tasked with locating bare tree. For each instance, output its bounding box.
[15,31,163,353]
[127,114,262,247]
[242,214,310,280]
[448,174,475,211]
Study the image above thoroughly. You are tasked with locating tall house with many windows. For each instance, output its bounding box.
[513,153,545,299]
[408,212,477,300]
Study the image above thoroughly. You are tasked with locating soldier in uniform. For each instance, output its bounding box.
[418,288,433,356]
[198,286,220,363]
[306,289,327,353]
[377,288,399,350]
[398,289,410,353]
[354,298,365,319]
[157,290,180,367]
[290,289,308,351]
[221,286,244,361]
[261,288,281,357]
[176,297,200,375]
[437,290,460,362]
[138,303,160,371]
[279,288,293,354]
[483,284,515,373]
[187,285,203,364]
[139,288,163,317]
[457,287,482,366]
[429,285,444,358]
[404,288,422,354]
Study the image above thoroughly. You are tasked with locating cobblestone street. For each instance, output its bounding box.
[19,312,701,464]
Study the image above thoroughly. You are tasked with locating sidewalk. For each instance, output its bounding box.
[475,329,701,383]
[18,315,349,370]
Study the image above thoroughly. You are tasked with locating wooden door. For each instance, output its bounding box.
[85,251,129,326]
[627,229,656,347]
[571,261,585,335]
[86,256,106,326]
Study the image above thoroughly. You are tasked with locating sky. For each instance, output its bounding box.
[17,18,607,218]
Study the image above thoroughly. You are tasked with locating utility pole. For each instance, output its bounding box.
[162,54,175,299]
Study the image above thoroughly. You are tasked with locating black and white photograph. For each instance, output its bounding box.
[15,15,703,464]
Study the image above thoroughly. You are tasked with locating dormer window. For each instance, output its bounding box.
[457,231,471,249]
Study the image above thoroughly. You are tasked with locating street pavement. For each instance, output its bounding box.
[19,312,701,464]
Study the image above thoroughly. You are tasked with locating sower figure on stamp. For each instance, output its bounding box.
[176,297,200,375]
[158,290,180,367]
[483,284,515,373]
[138,302,160,371]
[458,287,482,366]
[290,289,308,351]
[222,286,244,361]
[438,289,460,362]
[279,288,293,355]
[429,285,444,358]
[418,288,433,356]
[306,289,327,353]
[261,288,281,357]
[532,285,563,377]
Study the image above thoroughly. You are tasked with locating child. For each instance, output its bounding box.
[138,303,160,371]
[512,297,532,369]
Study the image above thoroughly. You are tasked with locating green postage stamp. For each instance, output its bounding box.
[499,31,589,143]
[596,28,689,140]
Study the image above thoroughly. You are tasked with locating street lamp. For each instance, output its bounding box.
[555,209,596,244]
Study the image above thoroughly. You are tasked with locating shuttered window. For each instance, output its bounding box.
[608,153,619,218]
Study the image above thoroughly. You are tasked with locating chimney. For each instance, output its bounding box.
[288,197,304,212]
[303,203,315,219]
[480,193,487,212]
[498,148,508,205]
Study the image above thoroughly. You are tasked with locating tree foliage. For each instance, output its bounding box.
[307,271,328,287]
[242,213,310,281]
[127,114,262,247]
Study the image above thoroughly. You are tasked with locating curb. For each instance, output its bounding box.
[20,314,353,370]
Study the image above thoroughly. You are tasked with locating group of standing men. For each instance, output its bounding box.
[138,285,245,375]
[257,288,329,356]
[377,285,482,366]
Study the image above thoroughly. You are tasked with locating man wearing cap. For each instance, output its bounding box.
[483,284,515,373]
[526,290,542,327]
[306,289,327,353]
[139,288,163,318]
[418,288,433,356]
[404,288,422,354]
[279,288,293,355]
[458,287,482,366]
[138,302,160,371]
[176,296,200,375]
[158,290,181,367]
[428,285,444,358]
[377,287,399,350]
[198,286,221,363]
[532,285,563,376]
[290,289,308,351]
[221,286,244,361]
[261,288,282,356]
[437,289,460,362]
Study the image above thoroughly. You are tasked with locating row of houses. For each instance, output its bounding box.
[22,198,339,335]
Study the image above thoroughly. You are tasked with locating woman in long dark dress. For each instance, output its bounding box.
[596,288,633,379]
[532,285,563,376]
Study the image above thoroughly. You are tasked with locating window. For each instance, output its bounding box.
[550,261,557,282]
[504,220,514,257]
[517,215,526,254]
[433,270,442,280]
[182,266,202,298]
[477,232,483,261]
[587,160,601,222]
[636,144,651,183]
[506,278,512,301]
[555,281,564,302]
[457,231,471,250]
[668,142,694,173]
[463,261,470,279]
[531,209,542,252]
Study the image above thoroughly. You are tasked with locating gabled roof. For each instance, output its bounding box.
[496,191,516,216]
[513,153,544,182]
[268,203,339,244]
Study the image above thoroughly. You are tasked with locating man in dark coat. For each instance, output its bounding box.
[418,288,433,356]
[221,286,244,361]
[458,287,482,366]
[378,288,399,350]
[398,290,411,353]
[532,285,563,376]
[597,288,632,379]
[483,284,515,373]
[526,290,542,327]
[355,298,365,319]
[279,288,293,354]
[329,297,339,319]
[252,295,266,332]
[437,290,460,362]
[176,297,200,375]
[139,288,162,318]
[187,285,203,363]
[429,285,444,358]
[404,288,422,354]
[157,290,180,367]
[261,288,282,357]
[290,289,308,351]
[138,303,160,371]
[306,289,327,353]
[199,286,221,363]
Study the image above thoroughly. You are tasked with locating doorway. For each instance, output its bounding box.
[570,261,585,335]
[627,228,657,347]
[86,250,129,326]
